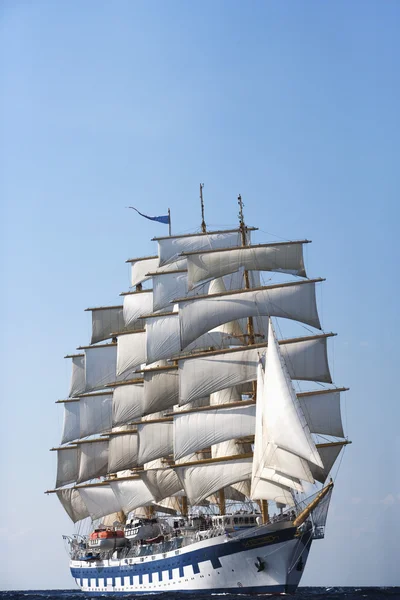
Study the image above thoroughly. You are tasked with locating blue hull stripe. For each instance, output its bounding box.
[71,526,296,582]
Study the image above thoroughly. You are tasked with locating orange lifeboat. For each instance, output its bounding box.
[88,528,127,550]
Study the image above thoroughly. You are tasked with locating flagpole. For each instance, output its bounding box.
[168,208,171,236]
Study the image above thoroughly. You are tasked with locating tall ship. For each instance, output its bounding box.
[46,190,350,594]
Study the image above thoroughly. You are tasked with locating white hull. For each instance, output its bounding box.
[71,522,312,594]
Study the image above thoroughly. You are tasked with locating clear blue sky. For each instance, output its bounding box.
[1,0,399,590]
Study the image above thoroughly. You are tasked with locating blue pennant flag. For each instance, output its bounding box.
[128,206,170,225]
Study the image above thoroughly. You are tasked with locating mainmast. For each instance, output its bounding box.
[238,194,268,524]
[238,195,255,345]
[200,183,206,233]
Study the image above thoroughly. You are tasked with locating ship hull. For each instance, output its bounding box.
[70,522,312,594]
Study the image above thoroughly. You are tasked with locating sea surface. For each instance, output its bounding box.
[1,589,399,600]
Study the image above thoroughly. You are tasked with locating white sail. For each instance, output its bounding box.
[157,230,244,266]
[137,421,173,465]
[256,466,303,492]
[116,331,146,377]
[139,467,183,501]
[68,355,85,397]
[56,447,79,488]
[251,322,323,499]
[108,432,139,473]
[260,445,314,484]
[210,386,242,405]
[251,362,307,498]
[178,390,344,454]
[310,444,344,483]
[263,321,323,467]
[173,404,256,460]
[78,485,122,520]
[84,344,117,392]
[56,488,90,523]
[61,401,80,444]
[179,280,321,349]
[298,390,344,438]
[179,335,332,404]
[112,383,145,426]
[146,312,242,365]
[143,368,179,414]
[109,479,155,514]
[77,440,109,484]
[251,359,266,496]
[152,271,208,312]
[130,256,159,287]
[211,438,250,459]
[154,496,181,514]
[80,393,112,438]
[130,256,187,287]
[187,242,307,288]
[253,478,295,506]
[89,306,126,345]
[123,291,153,328]
[175,457,253,505]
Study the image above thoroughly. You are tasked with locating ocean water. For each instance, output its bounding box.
[1,589,399,600]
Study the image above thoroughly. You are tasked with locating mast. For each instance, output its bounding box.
[238,194,268,523]
[200,183,206,233]
[238,195,255,345]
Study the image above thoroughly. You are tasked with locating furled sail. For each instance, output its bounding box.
[79,392,113,438]
[56,447,79,488]
[109,478,155,514]
[77,440,109,484]
[179,279,322,349]
[156,230,245,267]
[173,404,256,460]
[116,331,146,377]
[112,382,145,426]
[84,344,117,392]
[186,241,307,288]
[108,431,139,473]
[178,334,333,404]
[56,488,90,523]
[123,291,154,328]
[61,400,80,444]
[137,421,173,465]
[68,355,85,398]
[78,485,122,521]
[175,456,253,505]
[87,306,126,345]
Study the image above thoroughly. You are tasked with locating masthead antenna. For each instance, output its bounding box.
[200,183,206,233]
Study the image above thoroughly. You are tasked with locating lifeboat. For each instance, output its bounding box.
[125,518,163,541]
[88,528,127,550]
